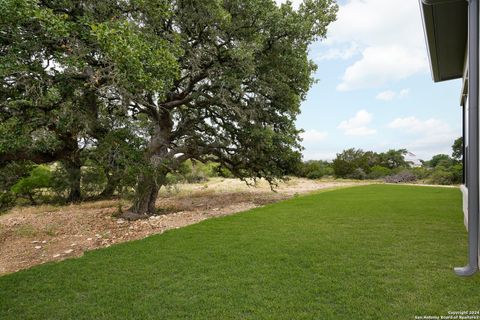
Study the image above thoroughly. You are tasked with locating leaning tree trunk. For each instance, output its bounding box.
[64,156,82,203]
[129,172,163,215]
[123,109,173,219]
[99,171,119,198]
[122,166,168,220]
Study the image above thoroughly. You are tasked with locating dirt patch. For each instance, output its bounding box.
[0,178,365,275]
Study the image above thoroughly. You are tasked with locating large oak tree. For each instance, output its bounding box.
[114,0,338,217]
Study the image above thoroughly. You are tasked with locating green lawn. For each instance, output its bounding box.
[1,185,479,319]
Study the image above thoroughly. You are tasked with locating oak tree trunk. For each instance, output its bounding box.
[99,172,119,198]
[64,156,82,203]
[124,109,173,219]
[129,173,163,215]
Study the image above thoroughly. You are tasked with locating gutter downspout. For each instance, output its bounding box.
[455,0,479,277]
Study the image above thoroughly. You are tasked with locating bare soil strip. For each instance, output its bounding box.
[0,178,365,275]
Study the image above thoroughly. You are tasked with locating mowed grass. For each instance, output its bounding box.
[1,185,479,319]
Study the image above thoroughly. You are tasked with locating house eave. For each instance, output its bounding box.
[420,0,468,82]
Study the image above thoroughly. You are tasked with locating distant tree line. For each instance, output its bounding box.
[296,137,464,185]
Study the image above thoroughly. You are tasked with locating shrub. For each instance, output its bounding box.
[49,164,73,200]
[0,161,33,211]
[451,164,463,184]
[332,149,365,178]
[81,164,108,196]
[306,170,324,180]
[202,162,221,178]
[10,165,53,204]
[384,171,417,183]
[185,170,208,183]
[368,165,392,179]
[297,160,333,179]
[347,168,367,180]
[410,167,431,180]
[0,191,16,212]
[166,161,233,185]
[176,160,209,183]
[217,166,234,178]
[429,167,456,185]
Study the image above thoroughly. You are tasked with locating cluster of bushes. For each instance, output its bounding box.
[296,138,464,186]
[423,154,463,185]
[0,159,233,211]
[169,161,233,184]
[296,160,334,179]
[297,148,412,180]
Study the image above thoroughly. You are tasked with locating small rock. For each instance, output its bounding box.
[64,249,73,254]
[35,246,42,249]
[41,240,47,244]
[87,238,93,241]
[70,243,76,247]
[31,240,39,244]
[53,254,60,258]
[95,234,101,238]
[117,220,125,224]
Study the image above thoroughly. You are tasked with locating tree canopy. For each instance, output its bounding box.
[1,0,338,216]
[0,0,178,201]
[452,137,463,161]
[332,148,410,178]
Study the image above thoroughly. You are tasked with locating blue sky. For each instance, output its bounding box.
[276,0,463,161]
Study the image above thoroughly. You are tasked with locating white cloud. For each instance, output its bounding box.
[316,43,359,61]
[398,89,410,99]
[300,129,328,143]
[302,150,336,161]
[388,117,450,133]
[337,46,427,91]
[376,90,396,101]
[326,0,424,48]
[388,116,458,153]
[323,0,428,91]
[375,88,410,101]
[338,110,376,136]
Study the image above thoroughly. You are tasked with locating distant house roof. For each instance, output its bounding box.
[420,0,468,82]
[405,152,423,167]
